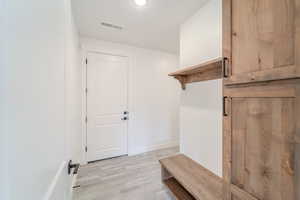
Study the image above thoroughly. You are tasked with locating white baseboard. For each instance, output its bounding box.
[128,140,179,156]
[69,174,78,200]
[80,140,179,164]
[43,161,66,200]
[43,161,74,200]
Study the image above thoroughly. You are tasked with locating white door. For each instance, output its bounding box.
[87,52,128,162]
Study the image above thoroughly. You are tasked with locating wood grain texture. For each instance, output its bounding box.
[163,178,196,200]
[224,0,300,85]
[230,184,258,200]
[222,1,232,199]
[225,79,300,97]
[223,94,232,200]
[295,0,300,76]
[224,84,296,98]
[224,65,300,86]
[224,81,300,200]
[231,97,296,200]
[169,58,223,90]
[160,154,223,200]
[223,0,232,77]
[226,83,297,200]
[162,166,173,181]
[169,58,223,76]
[295,85,300,200]
[223,80,300,200]
[222,0,300,199]
[232,0,294,72]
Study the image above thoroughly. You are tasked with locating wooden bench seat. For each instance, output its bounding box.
[159,154,223,200]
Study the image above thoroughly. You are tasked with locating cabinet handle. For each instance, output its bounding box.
[223,96,228,117]
[222,57,229,78]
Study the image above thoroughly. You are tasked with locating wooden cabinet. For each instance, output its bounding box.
[165,1,300,199]
[223,1,300,199]
[223,0,300,85]
[223,80,300,200]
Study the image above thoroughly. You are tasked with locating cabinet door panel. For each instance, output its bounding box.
[232,0,294,74]
[223,0,300,85]
[231,98,296,200]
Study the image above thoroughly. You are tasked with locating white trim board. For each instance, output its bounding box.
[43,161,76,200]
[128,140,179,156]
[81,49,133,165]
[43,161,67,200]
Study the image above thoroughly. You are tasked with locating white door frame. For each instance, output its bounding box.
[81,49,131,165]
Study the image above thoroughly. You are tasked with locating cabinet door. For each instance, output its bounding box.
[223,81,300,200]
[232,98,295,200]
[223,0,300,85]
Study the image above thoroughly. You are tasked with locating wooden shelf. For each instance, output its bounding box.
[163,178,196,200]
[160,154,223,200]
[169,58,224,90]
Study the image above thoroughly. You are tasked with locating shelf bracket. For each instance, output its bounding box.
[174,76,186,90]
[168,58,223,90]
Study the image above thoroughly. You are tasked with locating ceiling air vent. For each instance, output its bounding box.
[101,22,123,30]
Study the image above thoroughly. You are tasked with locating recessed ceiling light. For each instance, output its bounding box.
[134,0,147,6]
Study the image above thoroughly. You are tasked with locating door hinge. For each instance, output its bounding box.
[85,58,88,65]
[85,88,88,94]
[85,116,88,123]
[85,146,88,152]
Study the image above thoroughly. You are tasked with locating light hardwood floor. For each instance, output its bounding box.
[73,147,179,200]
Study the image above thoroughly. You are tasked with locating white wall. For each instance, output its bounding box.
[1,0,80,199]
[65,1,82,165]
[180,0,223,177]
[0,0,7,199]
[81,38,180,162]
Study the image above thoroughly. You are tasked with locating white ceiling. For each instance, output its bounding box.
[72,0,208,53]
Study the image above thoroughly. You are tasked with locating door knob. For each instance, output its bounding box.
[123,111,129,115]
[121,117,128,121]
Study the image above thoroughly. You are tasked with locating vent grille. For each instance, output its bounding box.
[101,22,123,30]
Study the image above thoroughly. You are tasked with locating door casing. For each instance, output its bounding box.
[81,50,131,164]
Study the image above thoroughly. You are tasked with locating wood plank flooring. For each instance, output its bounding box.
[73,147,179,200]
